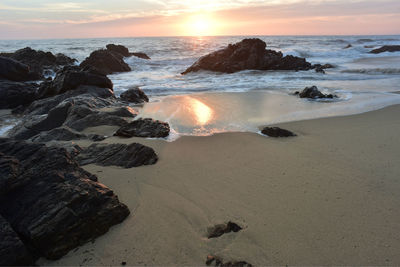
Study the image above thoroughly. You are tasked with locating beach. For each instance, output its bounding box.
[37,104,400,266]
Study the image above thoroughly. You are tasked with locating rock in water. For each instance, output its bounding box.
[182,38,312,74]
[80,49,131,75]
[295,86,336,99]
[0,56,40,81]
[261,127,296,137]
[120,87,149,103]
[76,143,158,168]
[0,80,38,109]
[131,52,151,60]
[106,44,130,57]
[114,118,170,138]
[0,138,130,261]
[369,45,400,54]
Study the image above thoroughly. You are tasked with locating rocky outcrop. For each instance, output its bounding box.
[120,87,149,104]
[0,80,38,109]
[114,118,170,138]
[131,52,151,60]
[0,138,130,262]
[294,86,337,99]
[30,127,105,143]
[106,44,151,60]
[0,56,41,81]
[369,45,400,54]
[261,127,296,137]
[207,222,242,239]
[182,38,312,74]
[80,49,131,75]
[76,143,158,168]
[36,66,113,99]
[0,47,76,77]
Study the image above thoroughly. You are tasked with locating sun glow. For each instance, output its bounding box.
[186,97,213,125]
[184,14,218,36]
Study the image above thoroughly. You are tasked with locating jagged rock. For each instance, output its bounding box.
[36,66,113,99]
[182,38,312,74]
[207,222,242,239]
[131,52,151,60]
[30,127,105,143]
[80,49,131,75]
[261,127,296,137]
[0,215,34,266]
[206,255,252,267]
[369,45,400,54]
[106,44,130,57]
[114,118,170,138]
[120,87,149,104]
[0,138,130,260]
[0,47,76,76]
[0,56,40,81]
[294,86,336,99]
[76,143,158,168]
[0,79,38,109]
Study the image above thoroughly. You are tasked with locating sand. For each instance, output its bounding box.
[39,105,400,266]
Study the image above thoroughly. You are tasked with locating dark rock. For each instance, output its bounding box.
[36,66,113,99]
[131,52,151,60]
[296,86,336,99]
[207,221,242,239]
[106,44,130,57]
[206,255,252,267]
[343,44,352,49]
[0,56,40,81]
[120,87,149,104]
[0,47,76,76]
[30,127,105,143]
[0,214,34,266]
[121,261,127,266]
[114,118,170,138]
[0,79,38,109]
[315,66,325,74]
[182,38,312,74]
[0,138,130,260]
[369,45,400,54]
[80,49,131,75]
[261,127,296,137]
[76,143,158,168]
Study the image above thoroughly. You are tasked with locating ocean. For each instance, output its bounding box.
[1,35,400,138]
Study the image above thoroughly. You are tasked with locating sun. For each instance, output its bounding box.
[185,14,216,36]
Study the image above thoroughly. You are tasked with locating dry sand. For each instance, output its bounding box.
[40,105,400,266]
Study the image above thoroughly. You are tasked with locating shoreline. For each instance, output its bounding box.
[39,104,400,266]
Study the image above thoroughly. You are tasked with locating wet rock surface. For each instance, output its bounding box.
[30,127,105,143]
[207,221,242,239]
[206,255,253,267]
[120,87,149,104]
[114,118,170,138]
[0,47,76,77]
[0,79,38,109]
[76,143,158,168]
[294,86,337,99]
[131,52,151,60]
[369,45,400,54]
[261,127,296,138]
[0,138,130,262]
[182,38,312,74]
[0,56,40,82]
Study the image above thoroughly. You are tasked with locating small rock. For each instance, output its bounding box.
[297,86,337,99]
[261,127,296,138]
[131,52,151,60]
[369,45,400,54]
[343,44,352,49]
[207,221,242,239]
[120,87,149,104]
[114,118,170,138]
[121,261,127,266]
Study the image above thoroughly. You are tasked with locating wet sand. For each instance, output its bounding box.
[39,104,400,266]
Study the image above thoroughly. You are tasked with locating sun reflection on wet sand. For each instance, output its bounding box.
[187,96,213,125]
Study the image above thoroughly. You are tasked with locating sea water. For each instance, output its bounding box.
[1,35,400,137]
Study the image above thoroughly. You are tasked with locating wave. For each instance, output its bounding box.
[342,68,400,75]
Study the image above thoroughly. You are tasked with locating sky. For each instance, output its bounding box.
[0,0,399,39]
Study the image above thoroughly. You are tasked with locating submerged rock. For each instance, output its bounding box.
[294,86,337,99]
[0,138,129,261]
[207,221,242,239]
[76,143,158,168]
[80,49,131,75]
[369,45,400,54]
[114,118,170,138]
[261,127,296,137]
[182,38,312,74]
[120,87,149,104]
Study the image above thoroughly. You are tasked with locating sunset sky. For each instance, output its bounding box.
[0,0,399,39]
